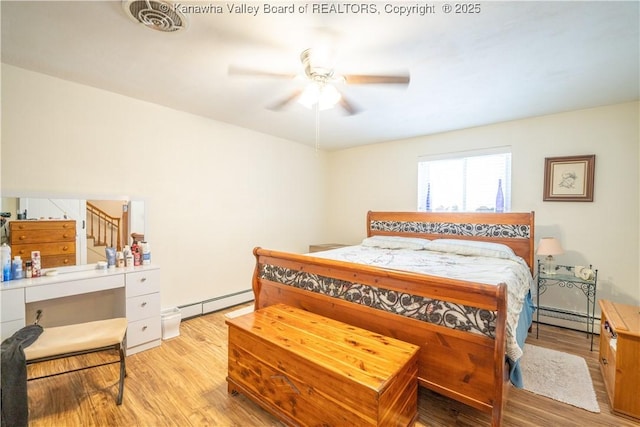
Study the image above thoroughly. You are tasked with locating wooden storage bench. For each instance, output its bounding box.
[226,303,419,427]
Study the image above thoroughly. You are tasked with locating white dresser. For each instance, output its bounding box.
[0,265,161,355]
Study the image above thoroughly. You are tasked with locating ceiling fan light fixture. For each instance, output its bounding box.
[298,83,341,110]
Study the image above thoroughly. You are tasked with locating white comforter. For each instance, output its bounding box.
[311,242,534,362]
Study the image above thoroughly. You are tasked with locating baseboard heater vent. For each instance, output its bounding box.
[537,306,601,334]
[178,303,204,320]
[178,289,253,320]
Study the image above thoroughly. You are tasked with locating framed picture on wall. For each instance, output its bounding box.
[543,155,595,202]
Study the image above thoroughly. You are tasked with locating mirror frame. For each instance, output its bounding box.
[1,191,146,272]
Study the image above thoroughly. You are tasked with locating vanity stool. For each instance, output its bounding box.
[25,317,128,404]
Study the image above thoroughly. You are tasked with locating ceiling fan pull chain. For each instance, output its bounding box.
[315,104,320,154]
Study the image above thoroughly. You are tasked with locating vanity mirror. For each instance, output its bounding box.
[1,194,145,268]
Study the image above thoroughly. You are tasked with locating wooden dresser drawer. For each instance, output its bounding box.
[10,220,75,231]
[10,228,75,244]
[599,322,616,394]
[41,254,75,268]
[12,242,75,258]
[227,304,419,427]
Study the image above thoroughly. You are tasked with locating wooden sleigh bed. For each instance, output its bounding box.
[252,211,535,426]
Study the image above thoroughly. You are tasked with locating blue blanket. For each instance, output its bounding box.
[508,291,536,388]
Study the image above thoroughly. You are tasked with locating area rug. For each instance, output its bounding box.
[520,344,600,413]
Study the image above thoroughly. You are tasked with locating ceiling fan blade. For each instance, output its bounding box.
[338,93,360,115]
[342,74,410,85]
[228,65,297,80]
[267,88,303,111]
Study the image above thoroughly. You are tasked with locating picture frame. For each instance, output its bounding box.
[543,155,595,202]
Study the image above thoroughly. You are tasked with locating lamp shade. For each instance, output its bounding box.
[536,237,564,256]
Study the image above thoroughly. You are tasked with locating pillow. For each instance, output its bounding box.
[426,239,516,259]
[361,235,430,250]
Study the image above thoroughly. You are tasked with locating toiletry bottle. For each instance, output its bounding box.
[105,247,116,268]
[31,251,41,277]
[12,256,23,280]
[141,242,151,265]
[25,260,33,278]
[117,251,125,268]
[1,243,12,281]
[123,245,133,267]
[131,242,141,266]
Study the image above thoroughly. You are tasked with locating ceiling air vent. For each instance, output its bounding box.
[122,0,188,32]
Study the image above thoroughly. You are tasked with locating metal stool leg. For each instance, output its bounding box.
[117,342,126,405]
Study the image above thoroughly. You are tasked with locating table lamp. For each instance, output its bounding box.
[537,237,564,274]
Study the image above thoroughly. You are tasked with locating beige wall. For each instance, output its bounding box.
[3,63,638,319]
[1,64,329,307]
[325,102,640,318]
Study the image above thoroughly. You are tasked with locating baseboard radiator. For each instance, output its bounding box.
[178,289,254,320]
[537,305,601,334]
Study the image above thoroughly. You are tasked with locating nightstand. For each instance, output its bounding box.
[536,260,598,350]
[308,243,350,253]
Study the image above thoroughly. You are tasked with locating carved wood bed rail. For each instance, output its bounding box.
[252,211,535,427]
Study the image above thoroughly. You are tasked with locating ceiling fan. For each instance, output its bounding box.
[229,48,410,115]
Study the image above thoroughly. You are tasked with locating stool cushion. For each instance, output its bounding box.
[24,318,128,361]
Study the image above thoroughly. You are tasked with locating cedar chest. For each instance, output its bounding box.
[226,303,419,427]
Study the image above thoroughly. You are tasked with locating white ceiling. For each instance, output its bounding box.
[2,1,638,151]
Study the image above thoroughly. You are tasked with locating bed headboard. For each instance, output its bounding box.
[366,211,535,273]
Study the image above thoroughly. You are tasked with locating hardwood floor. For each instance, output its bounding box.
[25,303,639,427]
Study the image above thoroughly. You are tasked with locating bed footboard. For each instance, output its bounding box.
[252,247,508,426]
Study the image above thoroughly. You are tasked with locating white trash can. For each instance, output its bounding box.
[161,307,182,340]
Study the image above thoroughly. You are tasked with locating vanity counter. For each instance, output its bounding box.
[1,264,161,355]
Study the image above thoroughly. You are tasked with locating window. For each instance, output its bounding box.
[417,148,511,212]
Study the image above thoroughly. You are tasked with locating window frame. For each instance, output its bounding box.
[417,147,512,213]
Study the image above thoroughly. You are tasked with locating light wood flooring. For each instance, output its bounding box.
[25,303,639,427]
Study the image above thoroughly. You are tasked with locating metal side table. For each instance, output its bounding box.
[536,260,598,350]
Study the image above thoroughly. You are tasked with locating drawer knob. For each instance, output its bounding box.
[141,301,147,307]
[142,325,148,331]
[140,277,147,283]
[19,235,26,240]
[62,246,69,251]
[601,357,608,365]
